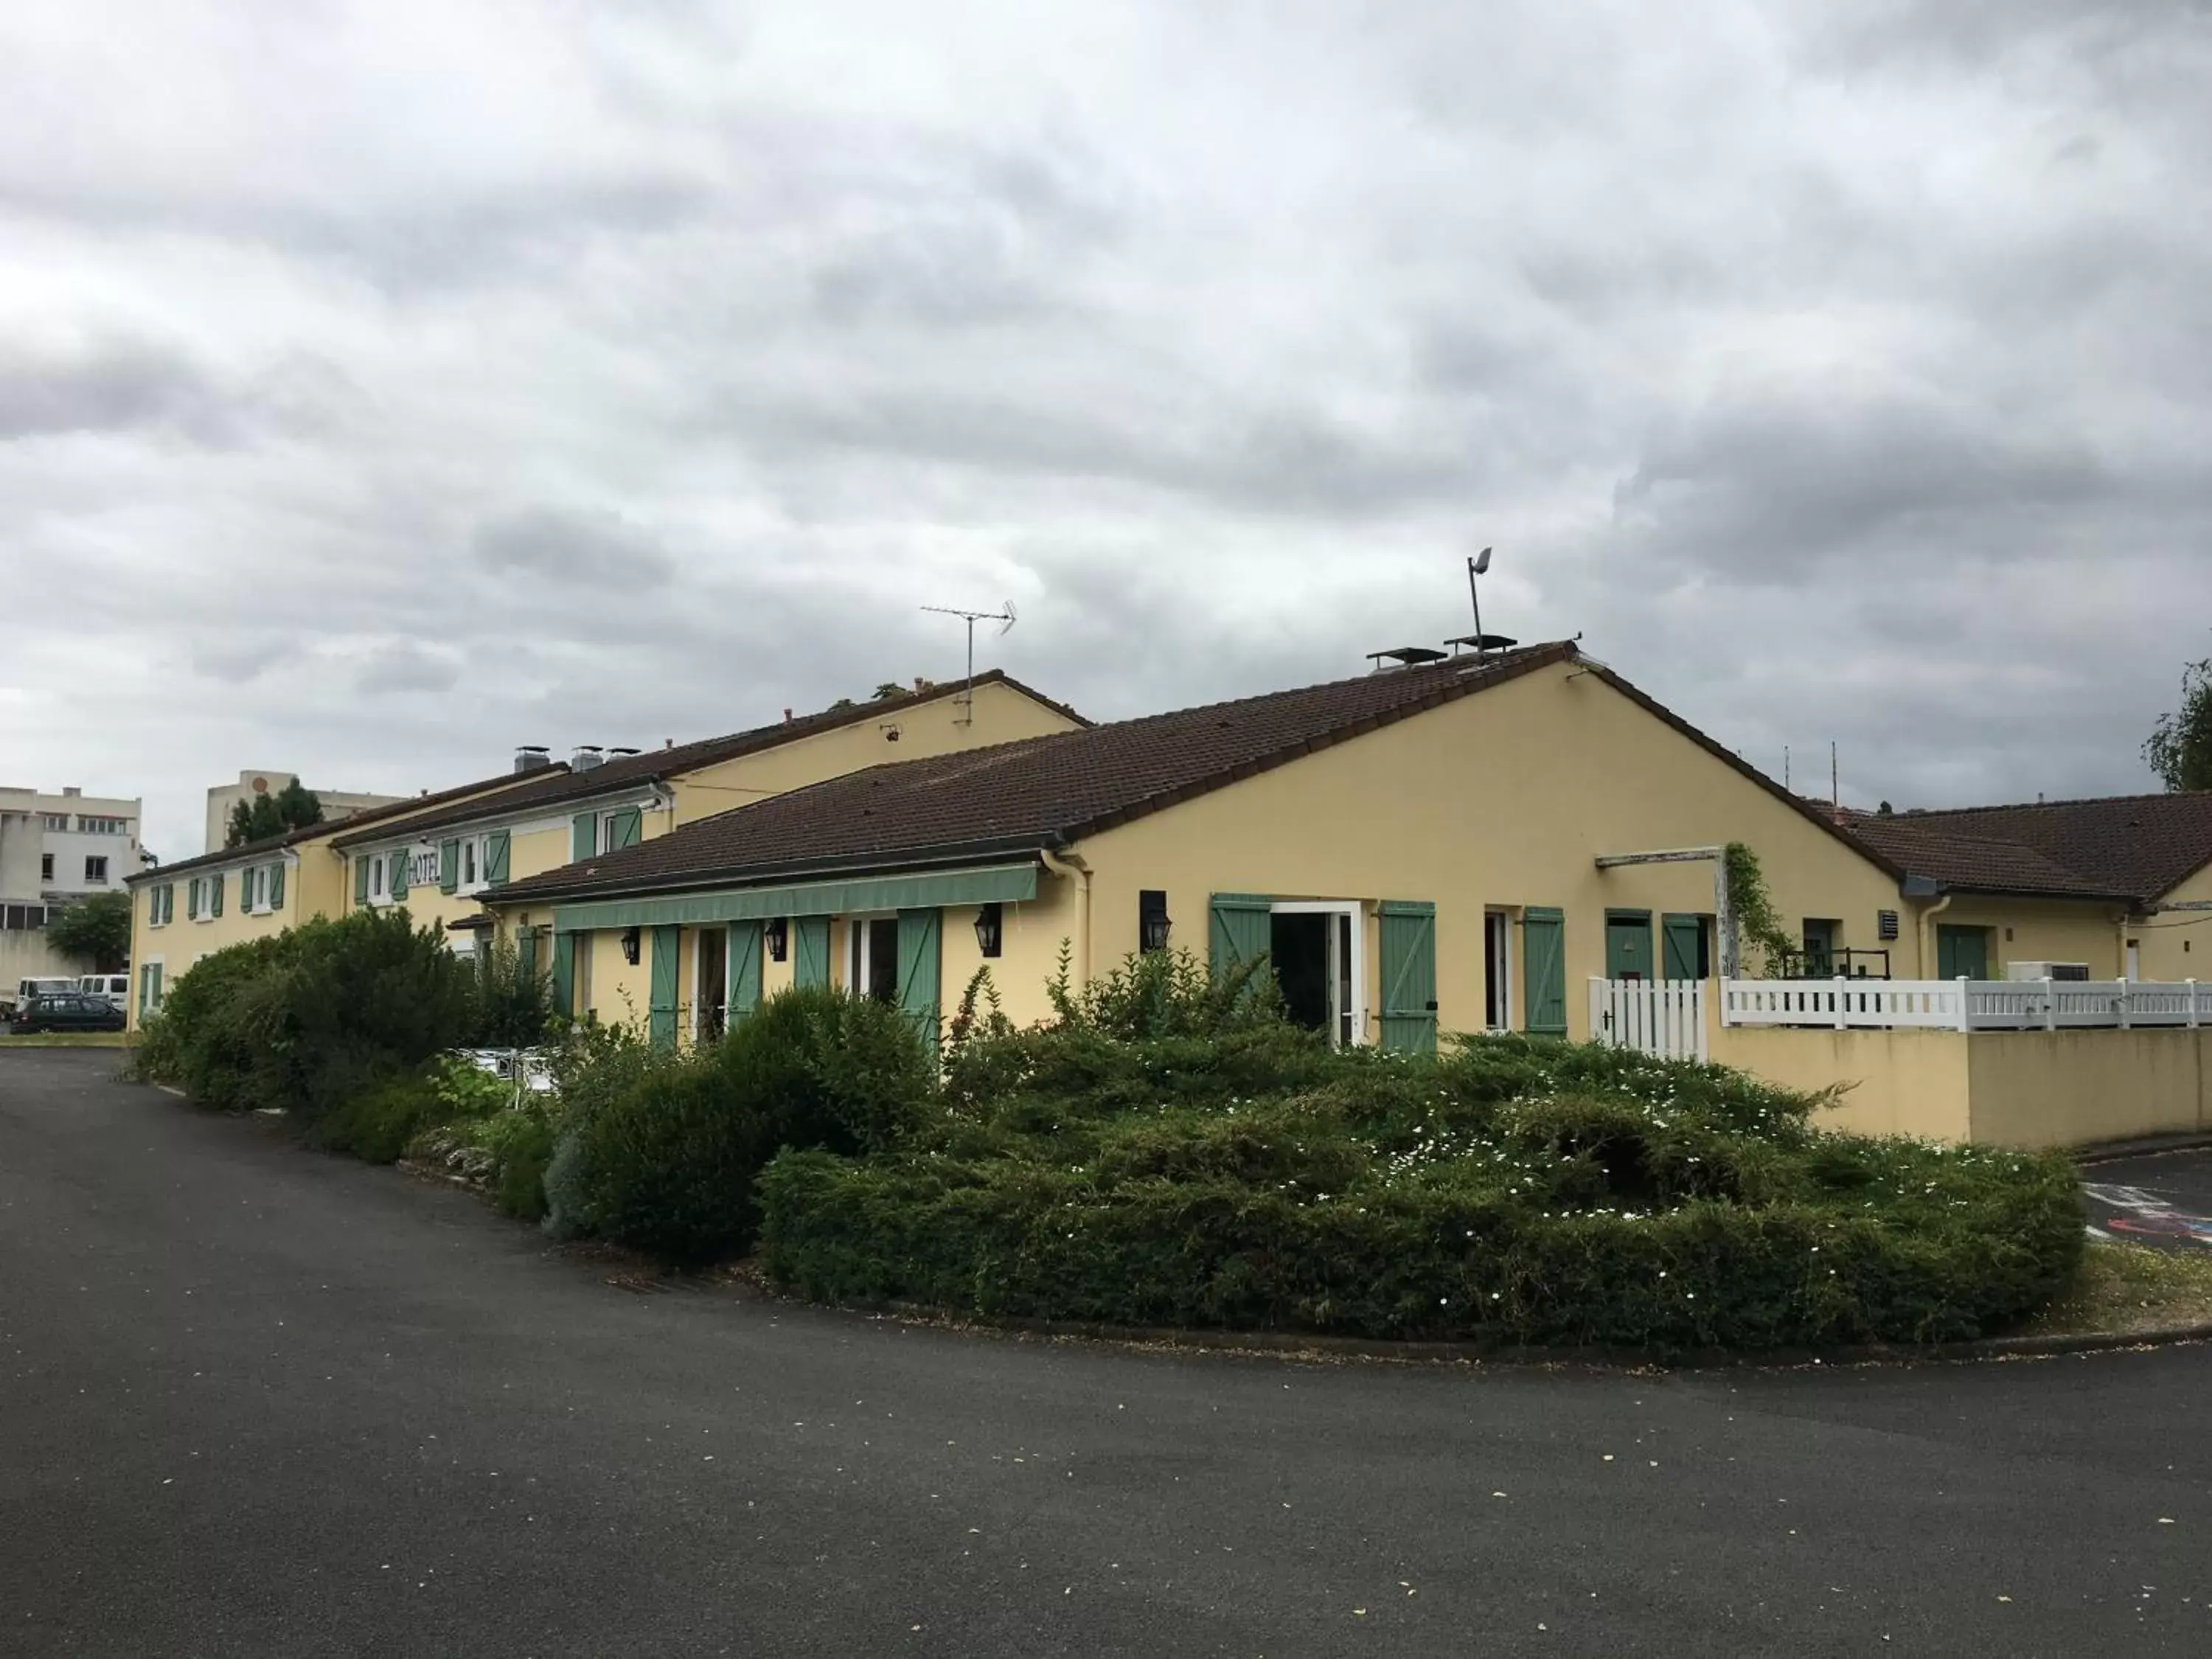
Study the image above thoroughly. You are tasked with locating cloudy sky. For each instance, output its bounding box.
[3,1,2208,862]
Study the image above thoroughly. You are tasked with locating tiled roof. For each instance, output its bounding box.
[495,643,1616,903]
[125,767,574,883]
[1854,793,2212,903]
[329,671,1085,849]
[1839,815,2139,901]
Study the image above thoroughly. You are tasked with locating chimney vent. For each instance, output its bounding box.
[571,745,605,773]
[512,745,553,774]
[605,747,641,759]
[783,707,793,723]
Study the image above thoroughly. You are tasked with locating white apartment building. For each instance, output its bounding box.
[204,771,408,855]
[0,785,146,986]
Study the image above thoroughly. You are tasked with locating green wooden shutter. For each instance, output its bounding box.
[727,920,764,1021]
[1378,900,1439,1054]
[355,856,370,906]
[793,917,830,989]
[1208,893,1273,982]
[485,830,511,886]
[611,807,642,850]
[209,872,223,917]
[1661,914,1703,981]
[439,840,459,893]
[896,908,942,1051]
[1523,907,1567,1035]
[389,844,409,900]
[138,964,152,1018]
[571,813,597,862]
[517,925,539,984]
[647,925,680,1046]
[551,932,575,1017]
[268,862,285,911]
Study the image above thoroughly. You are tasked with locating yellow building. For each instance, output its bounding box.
[122,768,566,1027]
[498,641,2124,1050]
[327,674,1084,1024]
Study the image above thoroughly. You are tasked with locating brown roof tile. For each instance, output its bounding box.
[329,671,1084,849]
[1853,793,2212,902]
[1838,815,2138,901]
[495,644,1604,903]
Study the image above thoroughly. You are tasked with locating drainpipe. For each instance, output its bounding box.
[1916,893,1953,979]
[1037,844,1092,990]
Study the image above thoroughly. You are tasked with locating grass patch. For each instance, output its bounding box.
[0,1032,133,1048]
[2029,1242,2212,1338]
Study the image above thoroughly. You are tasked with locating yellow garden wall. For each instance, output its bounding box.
[1710,1026,1975,1142]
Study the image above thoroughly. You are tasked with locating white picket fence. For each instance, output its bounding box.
[1718,977,2212,1032]
[1587,978,1708,1062]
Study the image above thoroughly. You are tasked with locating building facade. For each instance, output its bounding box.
[1,785,145,990]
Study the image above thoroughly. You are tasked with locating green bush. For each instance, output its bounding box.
[759,1020,2085,1352]
[318,1071,445,1164]
[133,908,557,1127]
[544,986,936,1262]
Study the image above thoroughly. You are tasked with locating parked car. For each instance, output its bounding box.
[4,977,80,1016]
[9,993,128,1035]
[78,973,130,1011]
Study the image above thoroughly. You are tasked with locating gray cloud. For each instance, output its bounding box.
[3,0,2208,864]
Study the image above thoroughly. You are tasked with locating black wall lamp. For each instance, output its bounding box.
[1139,889,1172,953]
[619,926,641,966]
[765,917,789,962]
[973,902,1003,959]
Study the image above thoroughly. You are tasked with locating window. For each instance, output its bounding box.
[1268,900,1367,1049]
[370,855,389,902]
[149,885,173,927]
[41,813,69,832]
[849,916,902,1004]
[77,815,129,835]
[2,903,50,931]
[1801,919,1840,978]
[85,855,109,883]
[1484,910,1513,1030]
[462,836,480,888]
[41,854,54,881]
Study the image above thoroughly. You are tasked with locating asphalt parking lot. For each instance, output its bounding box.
[2081,1144,2212,1249]
[5,1047,2210,1658]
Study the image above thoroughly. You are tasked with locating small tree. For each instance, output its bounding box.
[225,780,324,847]
[2145,658,2212,792]
[47,891,133,972]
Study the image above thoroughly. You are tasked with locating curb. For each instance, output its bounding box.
[2076,1134,2212,1166]
[779,1293,2212,1373]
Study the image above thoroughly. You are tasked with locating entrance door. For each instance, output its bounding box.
[1604,911,1654,981]
[1271,912,1331,1035]
[1660,914,1708,981]
[1935,925,1990,980]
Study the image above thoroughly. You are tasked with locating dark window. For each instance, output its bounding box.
[85,855,109,883]
[864,917,900,1003]
[40,854,54,880]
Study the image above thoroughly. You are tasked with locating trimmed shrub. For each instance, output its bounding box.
[544,986,936,1262]
[759,1028,2084,1352]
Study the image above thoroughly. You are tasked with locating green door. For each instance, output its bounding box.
[1523,907,1567,1034]
[896,908,942,1051]
[1660,914,1705,981]
[792,917,831,990]
[647,925,680,1046]
[1936,925,1989,980]
[1802,919,1839,977]
[728,920,764,1021]
[1378,900,1438,1054]
[1604,910,1653,981]
[551,933,575,1017]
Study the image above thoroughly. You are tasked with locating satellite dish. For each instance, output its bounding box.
[1472,546,1492,576]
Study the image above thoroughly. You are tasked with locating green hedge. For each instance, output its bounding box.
[759,1034,2084,1351]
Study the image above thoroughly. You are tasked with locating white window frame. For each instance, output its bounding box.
[1267,900,1368,1050]
[452,832,491,895]
[189,876,213,922]
[369,852,389,904]
[847,912,902,1004]
[84,855,110,884]
[242,866,262,914]
[139,958,165,1014]
[1484,908,1513,1032]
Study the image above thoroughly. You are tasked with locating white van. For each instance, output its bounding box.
[79,973,131,1011]
[5,976,80,1015]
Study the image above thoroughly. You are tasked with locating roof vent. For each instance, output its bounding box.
[605,747,641,759]
[571,745,605,773]
[1366,646,1448,671]
[512,745,553,774]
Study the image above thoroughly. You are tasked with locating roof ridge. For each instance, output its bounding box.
[1893,789,2212,817]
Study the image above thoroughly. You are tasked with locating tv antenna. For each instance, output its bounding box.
[922,601,1017,725]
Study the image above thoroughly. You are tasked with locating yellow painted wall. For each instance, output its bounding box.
[667,680,1080,830]
[2138,863,2212,982]
[1966,1030,2211,1149]
[126,849,310,1030]
[1074,660,1909,1043]
[1709,1027,1975,1142]
[1916,896,2128,981]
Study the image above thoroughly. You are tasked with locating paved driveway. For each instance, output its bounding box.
[3,1048,2208,1658]
[2083,1145,2212,1249]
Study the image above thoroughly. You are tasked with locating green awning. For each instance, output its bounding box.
[550,861,1039,933]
